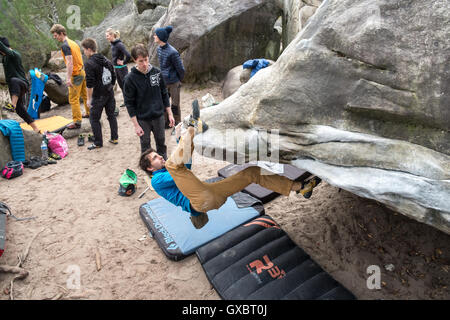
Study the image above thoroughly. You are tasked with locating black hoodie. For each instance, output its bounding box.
[123,66,170,120]
[110,39,131,66]
[84,53,116,100]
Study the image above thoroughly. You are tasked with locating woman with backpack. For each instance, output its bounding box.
[106,28,131,108]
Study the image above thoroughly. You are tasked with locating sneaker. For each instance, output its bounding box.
[114,106,119,117]
[3,103,15,112]
[87,134,94,142]
[82,114,90,118]
[77,134,85,146]
[297,176,322,199]
[108,139,118,145]
[67,122,81,130]
[87,143,102,150]
[120,103,126,108]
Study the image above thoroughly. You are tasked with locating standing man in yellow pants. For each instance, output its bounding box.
[139,104,321,229]
[51,24,89,129]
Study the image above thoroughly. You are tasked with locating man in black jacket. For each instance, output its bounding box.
[123,43,174,158]
[81,38,118,150]
[0,37,41,133]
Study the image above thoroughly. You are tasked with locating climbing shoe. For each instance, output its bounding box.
[87,143,102,150]
[49,152,61,160]
[190,212,209,229]
[297,176,322,199]
[188,99,208,133]
[77,134,85,146]
[3,103,15,112]
[108,139,118,145]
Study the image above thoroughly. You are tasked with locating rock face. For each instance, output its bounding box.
[0,129,42,168]
[83,0,167,57]
[193,0,450,234]
[276,0,323,49]
[149,0,282,83]
[222,60,275,99]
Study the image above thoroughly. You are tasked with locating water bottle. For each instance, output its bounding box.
[41,137,48,161]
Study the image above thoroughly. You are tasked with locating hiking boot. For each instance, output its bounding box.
[190,212,209,229]
[87,143,102,150]
[108,139,118,145]
[77,134,85,146]
[67,122,81,130]
[3,103,15,112]
[188,100,208,133]
[297,176,322,199]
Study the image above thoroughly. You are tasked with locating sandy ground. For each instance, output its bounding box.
[0,79,448,300]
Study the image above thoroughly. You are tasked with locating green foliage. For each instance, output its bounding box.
[0,0,125,69]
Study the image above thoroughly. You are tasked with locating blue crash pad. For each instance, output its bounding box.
[140,190,264,261]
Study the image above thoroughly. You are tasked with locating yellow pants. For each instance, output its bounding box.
[165,127,294,213]
[68,69,89,123]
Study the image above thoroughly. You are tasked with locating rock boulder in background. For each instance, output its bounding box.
[194,0,450,234]
[83,0,167,57]
[149,0,282,83]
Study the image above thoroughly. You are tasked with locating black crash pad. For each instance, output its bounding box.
[218,163,311,203]
[196,215,355,300]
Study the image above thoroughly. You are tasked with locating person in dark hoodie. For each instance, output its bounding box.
[0,36,41,133]
[81,38,118,150]
[105,28,131,108]
[154,26,185,128]
[123,43,174,158]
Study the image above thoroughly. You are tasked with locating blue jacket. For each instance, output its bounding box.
[151,164,201,215]
[157,43,185,84]
[243,59,270,78]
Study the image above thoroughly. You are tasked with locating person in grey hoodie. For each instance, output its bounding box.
[81,38,118,150]
[123,43,174,158]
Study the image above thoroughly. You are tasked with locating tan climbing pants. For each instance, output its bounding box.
[165,127,295,213]
[68,69,89,123]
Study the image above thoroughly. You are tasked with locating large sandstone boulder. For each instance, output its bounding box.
[149,0,282,83]
[276,0,323,49]
[0,128,42,168]
[83,0,167,57]
[193,0,450,235]
[44,72,69,106]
